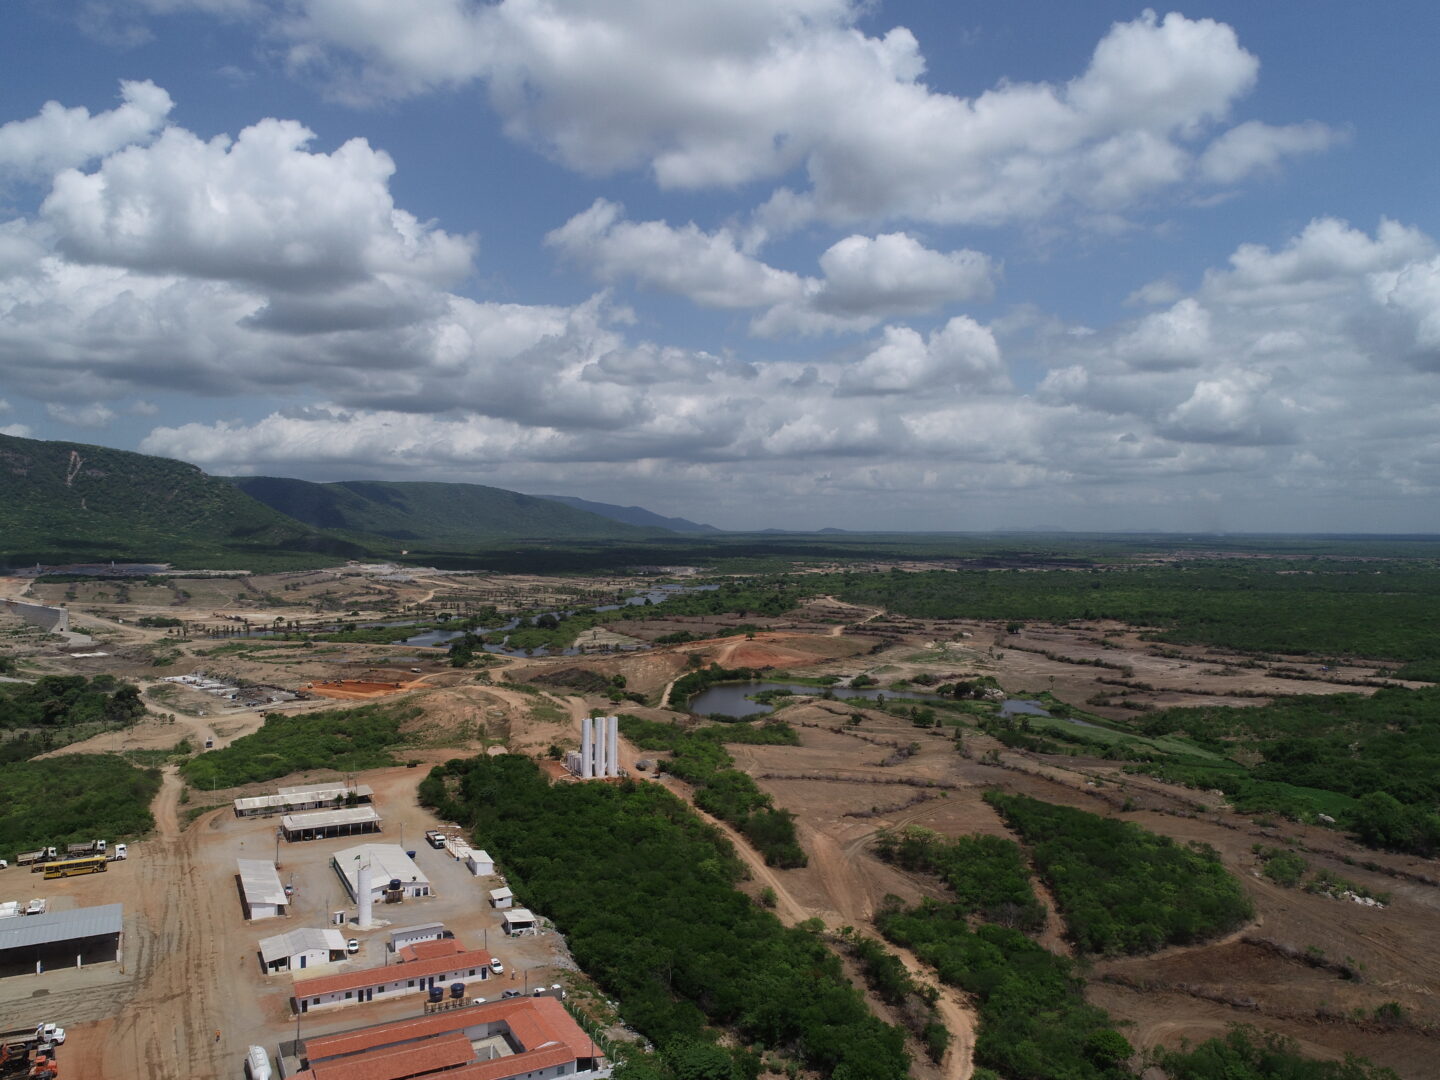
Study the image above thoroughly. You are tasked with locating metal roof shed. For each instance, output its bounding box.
[237,859,289,920]
[488,886,513,909]
[282,805,382,842]
[0,903,123,974]
[501,908,537,936]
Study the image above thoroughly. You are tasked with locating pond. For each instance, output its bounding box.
[686,681,951,718]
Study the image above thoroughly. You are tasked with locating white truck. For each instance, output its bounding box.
[0,1022,67,1049]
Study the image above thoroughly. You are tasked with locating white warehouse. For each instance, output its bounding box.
[237,859,289,920]
[332,843,431,902]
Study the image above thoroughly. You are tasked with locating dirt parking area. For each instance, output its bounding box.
[29,757,582,1080]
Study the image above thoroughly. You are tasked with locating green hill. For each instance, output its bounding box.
[535,493,720,533]
[0,433,363,568]
[228,476,671,549]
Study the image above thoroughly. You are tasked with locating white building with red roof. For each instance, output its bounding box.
[288,994,608,1080]
[292,946,493,1011]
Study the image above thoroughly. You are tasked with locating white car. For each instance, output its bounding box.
[0,858,8,869]
[489,959,504,975]
[347,939,360,954]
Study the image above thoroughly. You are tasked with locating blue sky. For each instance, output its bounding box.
[2,2,1438,532]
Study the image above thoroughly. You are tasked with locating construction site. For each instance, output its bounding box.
[0,566,1437,1079]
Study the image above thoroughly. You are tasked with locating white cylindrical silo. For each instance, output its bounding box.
[357,861,374,929]
[580,716,594,778]
[607,715,619,777]
[594,716,607,778]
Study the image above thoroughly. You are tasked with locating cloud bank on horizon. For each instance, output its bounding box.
[0,1,1435,531]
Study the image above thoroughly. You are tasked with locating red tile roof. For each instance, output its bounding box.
[294,948,492,1000]
[304,996,594,1080]
[446,1046,577,1080]
[397,938,469,963]
[310,1032,473,1080]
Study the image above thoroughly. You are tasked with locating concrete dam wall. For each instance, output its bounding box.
[1,598,69,634]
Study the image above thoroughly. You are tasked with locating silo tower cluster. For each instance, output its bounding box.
[566,715,620,779]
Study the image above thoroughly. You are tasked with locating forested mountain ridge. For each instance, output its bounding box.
[535,493,720,533]
[0,432,361,568]
[229,476,673,548]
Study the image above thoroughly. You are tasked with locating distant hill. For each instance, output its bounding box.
[0,433,362,568]
[535,494,720,534]
[230,477,671,548]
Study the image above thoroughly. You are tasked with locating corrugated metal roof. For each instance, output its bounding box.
[235,783,374,813]
[282,806,381,831]
[238,859,288,907]
[333,844,428,890]
[0,903,123,951]
[260,927,347,964]
[278,783,374,797]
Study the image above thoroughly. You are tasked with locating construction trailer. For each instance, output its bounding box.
[257,928,348,974]
[388,923,448,953]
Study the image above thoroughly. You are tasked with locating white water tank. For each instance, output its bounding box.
[357,862,374,929]
[246,1045,272,1080]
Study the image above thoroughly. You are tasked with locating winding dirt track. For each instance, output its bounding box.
[610,729,977,1080]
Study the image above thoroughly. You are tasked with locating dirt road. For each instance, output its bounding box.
[65,766,260,1079]
[608,725,977,1080]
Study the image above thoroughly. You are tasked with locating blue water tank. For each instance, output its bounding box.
[406,850,417,859]
[450,982,466,999]
[428,986,444,1003]
[389,878,402,891]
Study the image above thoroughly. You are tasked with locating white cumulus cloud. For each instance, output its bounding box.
[0,80,173,181]
[550,200,994,335]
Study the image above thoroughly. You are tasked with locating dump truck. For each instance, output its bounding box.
[65,840,105,858]
[15,849,55,868]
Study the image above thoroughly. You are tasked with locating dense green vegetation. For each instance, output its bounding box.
[0,754,161,859]
[873,826,1045,931]
[0,674,147,762]
[987,792,1253,955]
[842,934,949,1063]
[179,703,415,788]
[619,716,805,867]
[0,674,145,731]
[0,431,360,568]
[494,583,801,654]
[1154,1026,1398,1080]
[878,905,1131,1080]
[827,563,1440,667]
[1135,686,1440,854]
[420,755,908,1080]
